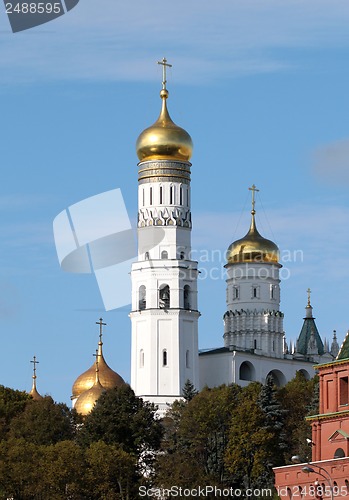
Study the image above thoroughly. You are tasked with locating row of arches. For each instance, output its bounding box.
[138,284,191,310]
[139,348,191,368]
[142,184,190,208]
[144,250,186,260]
[239,362,311,386]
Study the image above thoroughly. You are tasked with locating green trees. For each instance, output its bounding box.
[8,396,79,445]
[0,373,319,497]
[78,384,163,472]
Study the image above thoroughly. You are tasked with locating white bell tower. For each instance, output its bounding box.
[224,185,284,358]
[130,59,199,414]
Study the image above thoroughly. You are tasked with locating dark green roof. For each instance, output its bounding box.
[297,316,324,356]
[337,331,349,360]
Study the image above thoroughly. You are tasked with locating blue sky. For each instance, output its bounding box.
[2,0,349,404]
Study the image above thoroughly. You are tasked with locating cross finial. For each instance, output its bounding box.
[93,349,99,371]
[157,57,172,90]
[96,318,106,343]
[307,288,311,307]
[31,355,39,379]
[248,184,260,214]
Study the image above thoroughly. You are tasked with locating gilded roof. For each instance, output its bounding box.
[72,341,125,399]
[226,212,279,265]
[136,88,193,163]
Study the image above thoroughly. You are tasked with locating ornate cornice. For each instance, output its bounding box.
[138,160,191,184]
[138,207,192,228]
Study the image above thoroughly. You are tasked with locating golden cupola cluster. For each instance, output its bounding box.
[136,58,193,163]
[72,319,125,416]
[226,185,280,265]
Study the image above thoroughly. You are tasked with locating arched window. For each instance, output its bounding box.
[239,361,255,381]
[145,251,149,260]
[184,285,190,310]
[180,251,185,260]
[159,285,170,309]
[139,285,146,310]
[161,250,168,259]
[140,349,144,368]
[334,448,345,458]
[186,350,190,368]
[163,349,168,366]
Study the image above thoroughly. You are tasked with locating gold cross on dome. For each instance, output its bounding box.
[157,57,172,90]
[30,355,39,378]
[248,184,260,213]
[307,288,311,306]
[96,318,106,343]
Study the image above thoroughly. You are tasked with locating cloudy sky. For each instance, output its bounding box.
[1,0,349,404]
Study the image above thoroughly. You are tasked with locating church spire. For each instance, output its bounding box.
[29,355,43,401]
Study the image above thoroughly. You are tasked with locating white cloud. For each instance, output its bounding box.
[313,138,349,185]
[1,0,349,83]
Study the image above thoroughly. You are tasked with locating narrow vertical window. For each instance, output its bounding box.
[180,186,183,205]
[233,286,239,299]
[163,349,167,366]
[142,188,145,207]
[184,285,190,310]
[150,187,153,205]
[186,350,190,368]
[140,349,144,368]
[160,186,163,204]
[170,186,173,205]
[272,340,275,351]
[254,339,257,349]
[139,285,146,310]
[161,250,168,259]
[186,187,189,206]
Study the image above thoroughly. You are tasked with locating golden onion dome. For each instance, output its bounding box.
[136,88,193,162]
[72,341,125,399]
[226,211,279,264]
[29,378,43,401]
[74,371,105,416]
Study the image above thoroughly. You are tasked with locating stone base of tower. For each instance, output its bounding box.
[139,394,183,418]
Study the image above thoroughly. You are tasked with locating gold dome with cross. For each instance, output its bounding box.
[226,185,280,265]
[72,318,125,401]
[136,58,193,163]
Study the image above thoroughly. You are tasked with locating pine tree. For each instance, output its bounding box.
[182,379,198,402]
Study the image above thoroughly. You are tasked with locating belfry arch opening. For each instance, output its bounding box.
[159,284,170,309]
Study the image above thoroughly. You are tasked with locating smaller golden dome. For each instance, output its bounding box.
[72,342,125,399]
[226,211,279,264]
[74,370,105,416]
[29,355,43,401]
[136,88,193,162]
[29,379,43,401]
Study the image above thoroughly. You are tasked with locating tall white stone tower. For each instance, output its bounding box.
[130,59,200,414]
[223,185,284,358]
